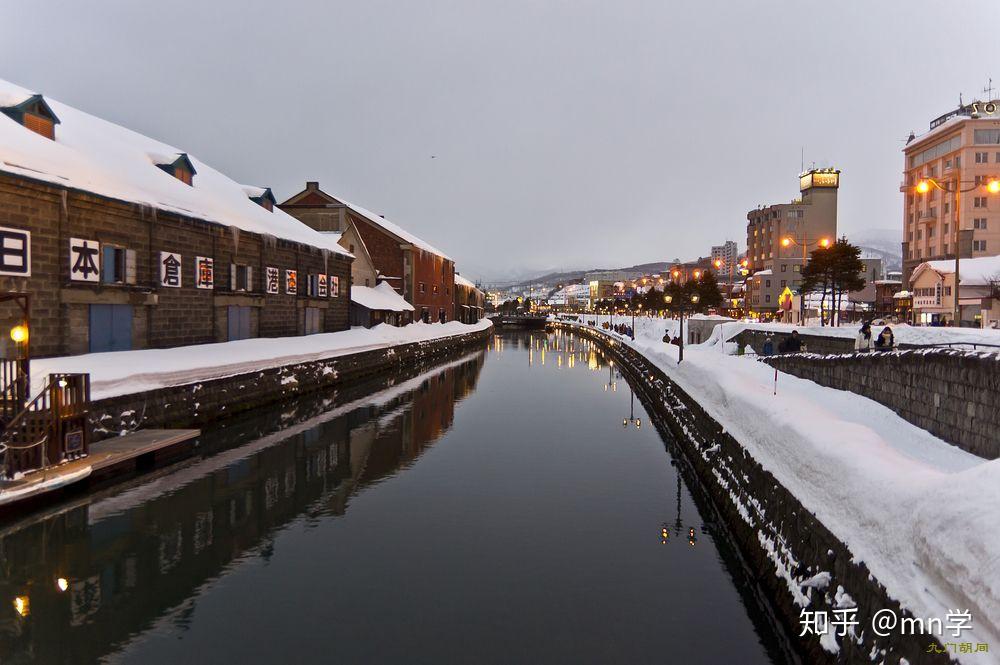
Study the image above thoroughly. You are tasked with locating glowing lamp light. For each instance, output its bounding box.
[623,418,628,428]
[56,578,69,592]
[671,270,680,279]
[714,259,722,268]
[819,238,831,248]
[915,179,931,194]
[691,294,701,304]
[988,178,1000,194]
[9,325,28,344]
[693,270,702,279]
[781,237,792,247]
[13,596,29,617]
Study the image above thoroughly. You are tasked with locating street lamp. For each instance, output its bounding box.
[664,292,700,363]
[631,303,642,339]
[781,235,832,325]
[714,258,736,312]
[912,175,1000,326]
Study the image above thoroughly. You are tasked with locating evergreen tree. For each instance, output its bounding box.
[695,271,724,310]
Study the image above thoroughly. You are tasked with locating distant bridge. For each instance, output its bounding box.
[488,314,549,329]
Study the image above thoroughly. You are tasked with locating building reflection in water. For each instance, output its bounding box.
[0,350,485,665]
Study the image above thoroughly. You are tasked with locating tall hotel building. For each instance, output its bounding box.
[744,169,839,314]
[901,99,1000,283]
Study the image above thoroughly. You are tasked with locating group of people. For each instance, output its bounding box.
[854,322,895,352]
[760,330,803,356]
[607,322,634,337]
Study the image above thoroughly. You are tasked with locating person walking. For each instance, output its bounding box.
[874,326,895,351]
[762,334,775,357]
[855,322,873,353]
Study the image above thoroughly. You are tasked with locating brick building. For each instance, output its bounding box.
[453,273,484,323]
[280,182,455,323]
[0,79,353,358]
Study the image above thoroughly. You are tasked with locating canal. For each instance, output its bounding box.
[0,330,792,664]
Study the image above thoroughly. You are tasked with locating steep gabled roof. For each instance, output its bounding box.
[0,78,351,258]
[281,182,451,260]
[0,92,60,125]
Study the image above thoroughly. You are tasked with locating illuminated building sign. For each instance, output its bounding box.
[799,170,840,191]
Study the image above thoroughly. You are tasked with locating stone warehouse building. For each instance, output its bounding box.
[0,79,353,358]
[280,182,456,323]
[453,273,485,323]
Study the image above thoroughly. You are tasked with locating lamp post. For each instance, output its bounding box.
[780,235,831,325]
[912,174,1000,326]
[665,292,700,363]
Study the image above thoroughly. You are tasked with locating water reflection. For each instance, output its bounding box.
[0,352,485,665]
[0,331,791,665]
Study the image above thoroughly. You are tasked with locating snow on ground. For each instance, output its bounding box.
[32,320,491,401]
[560,314,1000,659]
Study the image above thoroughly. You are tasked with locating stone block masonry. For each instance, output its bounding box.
[555,322,953,665]
[89,325,492,441]
[762,349,1000,459]
[0,173,352,358]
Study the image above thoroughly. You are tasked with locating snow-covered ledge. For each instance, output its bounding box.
[32,320,492,401]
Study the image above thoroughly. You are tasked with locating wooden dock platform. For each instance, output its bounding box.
[0,428,200,509]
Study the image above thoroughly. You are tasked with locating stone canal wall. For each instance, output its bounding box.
[554,322,951,665]
[761,349,1000,460]
[89,325,492,440]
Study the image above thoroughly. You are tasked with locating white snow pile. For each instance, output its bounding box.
[31,319,491,400]
[562,315,1000,660]
[0,78,350,257]
[351,282,414,312]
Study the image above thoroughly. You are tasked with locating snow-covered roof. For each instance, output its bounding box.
[351,282,414,312]
[0,78,351,258]
[752,269,773,277]
[917,255,1000,286]
[338,196,450,260]
[893,290,912,298]
[454,273,477,289]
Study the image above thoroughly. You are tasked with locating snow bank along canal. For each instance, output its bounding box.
[0,330,791,664]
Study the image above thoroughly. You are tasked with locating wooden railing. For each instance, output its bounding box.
[0,373,90,478]
[0,357,30,424]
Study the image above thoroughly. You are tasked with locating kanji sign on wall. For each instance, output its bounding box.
[266,267,279,294]
[0,227,30,277]
[196,256,214,289]
[285,269,297,295]
[69,237,100,282]
[330,276,339,297]
[160,251,182,287]
[318,274,328,297]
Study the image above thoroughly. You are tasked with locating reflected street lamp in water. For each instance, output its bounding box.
[622,387,641,429]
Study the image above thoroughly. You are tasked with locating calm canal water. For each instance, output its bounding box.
[0,330,792,664]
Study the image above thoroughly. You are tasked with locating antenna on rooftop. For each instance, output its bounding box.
[800,146,804,173]
[984,77,995,101]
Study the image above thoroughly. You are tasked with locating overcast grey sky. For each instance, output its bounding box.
[4,1,1000,281]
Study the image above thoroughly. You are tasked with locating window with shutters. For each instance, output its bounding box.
[307,274,320,296]
[100,245,136,285]
[23,113,55,140]
[230,263,252,292]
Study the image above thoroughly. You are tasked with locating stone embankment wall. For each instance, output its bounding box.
[90,326,492,440]
[556,322,952,665]
[762,349,1000,459]
[733,328,856,355]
